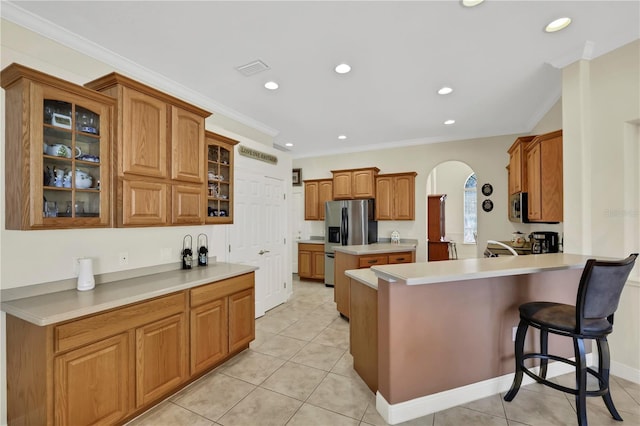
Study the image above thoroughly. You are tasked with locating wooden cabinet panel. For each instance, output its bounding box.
[349,279,378,393]
[427,194,446,242]
[428,241,450,262]
[135,313,188,407]
[375,173,416,220]
[54,333,131,426]
[229,288,255,353]
[358,255,388,268]
[507,136,535,195]
[190,272,254,307]
[190,299,228,375]
[304,179,333,220]
[122,179,169,226]
[122,86,168,178]
[332,168,379,199]
[388,252,414,264]
[298,243,325,280]
[171,107,204,183]
[205,131,238,224]
[172,184,204,225]
[526,143,542,220]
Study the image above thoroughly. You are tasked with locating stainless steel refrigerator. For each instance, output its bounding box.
[324,199,377,286]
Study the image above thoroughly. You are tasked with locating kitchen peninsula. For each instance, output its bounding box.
[1,263,257,425]
[346,253,597,425]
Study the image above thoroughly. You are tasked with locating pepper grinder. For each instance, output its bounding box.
[182,235,193,269]
[197,233,208,267]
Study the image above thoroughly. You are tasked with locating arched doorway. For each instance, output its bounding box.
[426,161,478,259]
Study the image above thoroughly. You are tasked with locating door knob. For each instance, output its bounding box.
[258,250,271,255]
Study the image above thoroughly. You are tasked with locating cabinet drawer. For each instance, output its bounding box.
[190,272,254,307]
[388,252,413,264]
[55,292,185,353]
[358,255,388,268]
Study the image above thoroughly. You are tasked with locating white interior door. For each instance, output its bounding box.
[230,171,287,317]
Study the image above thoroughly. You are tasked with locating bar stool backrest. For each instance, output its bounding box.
[576,254,638,333]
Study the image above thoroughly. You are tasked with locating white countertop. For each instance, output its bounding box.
[345,268,379,290]
[1,262,257,326]
[372,253,597,285]
[333,243,417,255]
[296,239,324,244]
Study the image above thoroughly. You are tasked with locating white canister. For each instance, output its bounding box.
[77,257,95,291]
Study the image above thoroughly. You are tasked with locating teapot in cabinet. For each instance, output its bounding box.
[65,170,93,189]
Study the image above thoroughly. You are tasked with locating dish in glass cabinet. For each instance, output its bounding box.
[481,183,493,196]
[482,199,494,212]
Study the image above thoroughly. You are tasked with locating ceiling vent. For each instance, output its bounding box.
[273,143,291,152]
[236,60,270,76]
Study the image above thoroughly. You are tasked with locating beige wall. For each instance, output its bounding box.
[563,40,640,373]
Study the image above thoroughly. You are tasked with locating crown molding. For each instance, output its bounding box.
[1,1,279,138]
[547,40,596,69]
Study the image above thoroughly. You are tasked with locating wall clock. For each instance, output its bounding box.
[482,199,494,212]
[481,183,493,196]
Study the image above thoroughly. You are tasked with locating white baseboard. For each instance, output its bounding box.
[611,361,640,384]
[376,354,593,425]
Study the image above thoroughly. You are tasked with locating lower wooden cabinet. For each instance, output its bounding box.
[189,272,255,375]
[6,272,255,426]
[54,333,131,426]
[135,313,188,406]
[335,250,414,318]
[298,243,325,280]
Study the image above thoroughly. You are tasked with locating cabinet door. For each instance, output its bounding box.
[304,181,320,220]
[311,250,325,279]
[332,172,353,199]
[526,143,542,220]
[509,143,522,195]
[229,288,255,353]
[298,248,312,278]
[318,180,333,220]
[352,169,376,199]
[190,299,228,375]
[205,133,237,224]
[375,176,393,220]
[172,184,204,225]
[136,314,187,407]
[540,134,563,222]
[394,174,415,220]
[388,252,413,264]
[122,179,169,226]
[171,107,204,183]
[358,255,388,268]
[55,333,130,426]
[121,87,167,178]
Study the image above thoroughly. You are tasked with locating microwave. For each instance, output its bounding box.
[509,192,529,223]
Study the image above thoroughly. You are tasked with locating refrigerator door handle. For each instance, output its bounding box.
[341,207,348,245]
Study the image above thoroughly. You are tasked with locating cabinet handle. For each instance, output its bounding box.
[395,258,405,261]
[368,260,378,264]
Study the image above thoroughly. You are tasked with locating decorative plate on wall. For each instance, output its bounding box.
[482,199,494,212]
[481,183,493,196]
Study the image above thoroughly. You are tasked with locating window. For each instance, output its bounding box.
[464,174,477,243]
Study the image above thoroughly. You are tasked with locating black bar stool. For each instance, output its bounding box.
[504,253,638,426]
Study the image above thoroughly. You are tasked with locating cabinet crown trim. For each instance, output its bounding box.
[85,72,211,118]
[377,172,418,177]
[331,167,380,173]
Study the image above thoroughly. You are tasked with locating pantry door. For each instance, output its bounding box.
[229,171,287,317]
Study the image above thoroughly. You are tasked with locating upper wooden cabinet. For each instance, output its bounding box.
[85,72,211,227]
[304,178,333,220]
[507,136,535,195]
[205,131,238,224]
[332,167,379,199]
[375,172,417,220]
[1,63,114,230]
[525,130,563,223]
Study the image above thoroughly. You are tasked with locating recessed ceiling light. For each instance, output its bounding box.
[438,86,454,95]
[461,0,484,7]
[338,135,347,140]
[545,17,572,33]
[264,81,279,90]
[335,64,351,74]
[444,119,456,125]
[285,143,293,147]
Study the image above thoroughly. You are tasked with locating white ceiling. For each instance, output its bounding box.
[4,1,639,158]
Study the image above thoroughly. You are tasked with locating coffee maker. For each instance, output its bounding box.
[530,231,559,254]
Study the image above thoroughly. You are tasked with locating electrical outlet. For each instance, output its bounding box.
[512,326,518,342]
[118,252,129,266]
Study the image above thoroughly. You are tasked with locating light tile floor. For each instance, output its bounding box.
[128,275,640,426]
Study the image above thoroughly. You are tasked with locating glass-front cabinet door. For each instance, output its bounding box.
[1,64,114,229]
[205,131,238,224]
